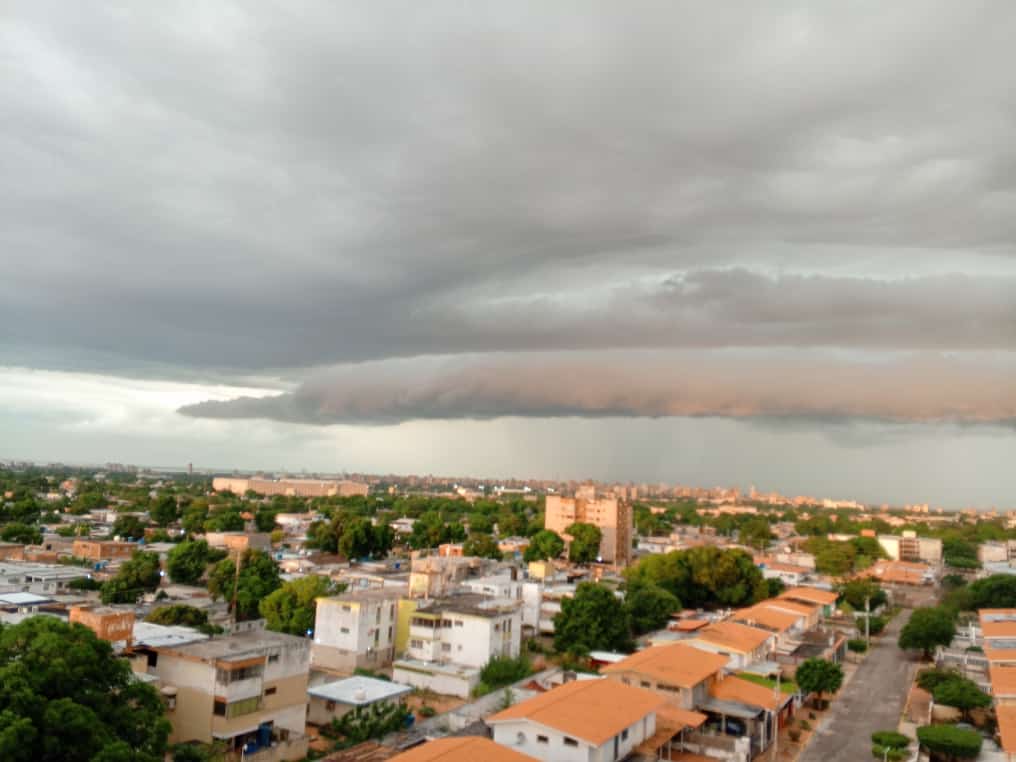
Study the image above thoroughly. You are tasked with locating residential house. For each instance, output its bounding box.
[681,621,776,670]
[312,588,401,673]
[306,675,412,725]
[777,587,839,618]
[601,643,728,710]
[72,539,137,562]
[134,629,310,761]
[981,610,1016,665]
[204,531,272,554]
[486,678,664,762]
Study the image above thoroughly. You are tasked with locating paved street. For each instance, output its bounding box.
[798,611,918,762]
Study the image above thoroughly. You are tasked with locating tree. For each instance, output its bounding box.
[0,616,170,762]
[739,518,772,550]
[166,540,222,585]
[202,509,244,533]
[565,522,603,563]
[839,579,887,611]
[871,730,909,762]
[930,677,991,722]
[0,522,42,545]
[625,546,767,609]
[553,582,633,654]
[898,607,956,659]
[149,495,179,527]
[625,582,681,635]
[260,575,340,635]
[100,551,161,604]
[916,724,981,761]
[765,577,786,598]
[463,533,502,559]
[967,575,1016,610]
[208,550,282,621]
[111,514,146,541]
[254,507,278,533]
[795,658,843,709]
[524,530,565,562]
[478,655,531,691]
[146,605,210,629]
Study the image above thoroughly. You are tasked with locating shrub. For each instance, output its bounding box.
[848,638,868,653]
[871,746,907,761]
[479,655,531,690]
[800,720,812,731]
[872,730,910,749]
[788,728,801,742]
[418,705,436,718]
[916,724,981,760]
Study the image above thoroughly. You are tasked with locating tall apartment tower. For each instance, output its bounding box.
[544,493,633,566]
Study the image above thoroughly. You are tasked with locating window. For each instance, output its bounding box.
[213,700,226,716]
[342,605,351,612]
[621,729,629,740]
[340,627,349,634]
[441,643,451,652]
[264,686,277,696]
[224,696,261,718]
[640,681,650,688]
[563,737,578,747]
[376,608,381,624]
[454,620,463,627]
[387,626,393,640]
[390,604,396,619]
[268,653,280,664]
[410,639,423,649]
[621,677,631,685]
[536,735,549,745]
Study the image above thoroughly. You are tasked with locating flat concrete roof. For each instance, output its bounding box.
[308,675,412,705]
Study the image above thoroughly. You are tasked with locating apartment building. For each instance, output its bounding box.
[407,553,496,599]
[136,629,310,761]
[312,588,400,673]
[877,531,942,564]
[486,678,665,762]
[544,494,633,566]
[393,594,522,697]
[212,477,369,498]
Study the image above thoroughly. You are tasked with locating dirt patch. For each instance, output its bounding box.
[404,691,466,719]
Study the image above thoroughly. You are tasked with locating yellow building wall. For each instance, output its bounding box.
[396,598,419,655]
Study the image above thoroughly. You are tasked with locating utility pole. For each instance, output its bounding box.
[865,596,871,647]
[771,671,781,760]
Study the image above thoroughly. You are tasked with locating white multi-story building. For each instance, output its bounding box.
[877,532,942,564]
[393,593,523,697]
[312,588,400,673]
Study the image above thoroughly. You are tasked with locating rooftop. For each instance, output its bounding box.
[732,604,800,633]
[999,706,1016,753]
[487,678,665,746]
[158,628,306,662]
[710,674,781,711]
[688,621,774,653]
[991,665,1016,696]
[308,676,413,706]
[389,737,536,762]
[601,643,728,687]
[779,587,838,606]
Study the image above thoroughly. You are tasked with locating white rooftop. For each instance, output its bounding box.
[132,621,209,649]
[307,675,412,706]
[0,592,51,606]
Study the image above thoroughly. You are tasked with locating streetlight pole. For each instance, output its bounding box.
[865,596,871,647]
[771,671,780,760]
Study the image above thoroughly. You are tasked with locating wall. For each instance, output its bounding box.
[391,663,478,698]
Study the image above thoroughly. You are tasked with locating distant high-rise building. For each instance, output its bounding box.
[545,493,632,566]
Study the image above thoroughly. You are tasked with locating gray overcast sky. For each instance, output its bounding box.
[3,2,1016,506]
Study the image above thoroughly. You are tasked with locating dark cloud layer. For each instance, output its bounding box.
[178,351,1016,425]
[3,2,1016,374]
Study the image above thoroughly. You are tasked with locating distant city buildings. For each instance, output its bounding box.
[212,477,369,498]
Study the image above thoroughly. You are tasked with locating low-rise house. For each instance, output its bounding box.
[486,678,665,762]
[731,603,805,648]
[135,629,310,761]
[72,539,137,562]
[306,675,412,725]
[601,643,728,709]
[777,587,839,618]
[766,598,822,630]
[705,674,788,758]
[681,621,777,670]
[204,531,271,554]
[313,588,401,673]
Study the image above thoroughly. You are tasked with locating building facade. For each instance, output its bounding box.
[544,495,633,566]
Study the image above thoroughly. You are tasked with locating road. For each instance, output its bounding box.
[798,611,918,762]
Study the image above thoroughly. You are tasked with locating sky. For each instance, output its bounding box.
[3,2,1016,507]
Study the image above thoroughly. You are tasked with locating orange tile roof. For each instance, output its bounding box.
[733,604,799,633]
[980,609,1016,638]
[672,619,709,631]
[779,587,838,606]
[991,665,1016,697]
[858,560,930,585]
[710,674,780,711]
[487,678,665,746]
[999,706,1016,753]
[690,621,774,653]
[390,737,537,762]
[656,705,708,730]
[763,599,817,616]
[601,643,728,687]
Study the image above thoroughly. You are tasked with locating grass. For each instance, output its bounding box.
[736,672,798,693]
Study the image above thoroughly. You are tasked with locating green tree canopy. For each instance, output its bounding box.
[838,578,888,610]
[146,604,210,629]
[739,518,773,550]
[166,540,224,585]
[462,533,502,559]
[565,522,602,563]
[930,677,991,722]
[966,575,1016,610]
[260,575,341,635]
[208,550,282,621]
[149,495,179,527]
[625,582,681,635]
[0,616,171,762]
[795,658,844,709]
[111,515,147,541]
[523,530,565,563]
[898,607,956,659]
[624,546,767,609]
[553,582,632,654]
[916,724,981,761]
[100,551,161,604]
[0,522,42,545]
